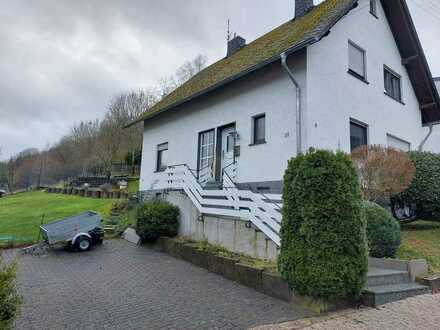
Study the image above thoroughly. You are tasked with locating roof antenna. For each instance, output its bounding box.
[227,19,232,41]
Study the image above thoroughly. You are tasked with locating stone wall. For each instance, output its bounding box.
[46,187,128,199]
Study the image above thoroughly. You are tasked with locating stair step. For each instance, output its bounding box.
[362,283,430,307]
[366,267,410,287]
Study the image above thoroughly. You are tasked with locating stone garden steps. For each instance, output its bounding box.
[366,267,410,287]
[362,282,431,306]
[363,267,430,306]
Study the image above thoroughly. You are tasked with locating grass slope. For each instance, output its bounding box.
[398,221,440,274]
[0,191,115,244]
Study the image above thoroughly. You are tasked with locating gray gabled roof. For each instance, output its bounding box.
[130,0,357,126]
[129,0,440,127]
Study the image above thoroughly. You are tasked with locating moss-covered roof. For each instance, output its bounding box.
[137,0,356,123]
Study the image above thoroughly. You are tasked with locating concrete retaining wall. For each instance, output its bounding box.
[164,191,279,261]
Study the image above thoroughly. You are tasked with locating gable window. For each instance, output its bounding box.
[156,142,168,172]
[198,129,215,170]
[384,66,402,102]
[252,114,266,145]
[370,0,378,18]
[350,120,368,152]
[348,41,367,81]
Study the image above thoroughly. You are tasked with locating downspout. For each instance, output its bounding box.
[280,52,302,154]
[418,124,434,152]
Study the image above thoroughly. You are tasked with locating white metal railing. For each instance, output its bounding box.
[150,164,282,246]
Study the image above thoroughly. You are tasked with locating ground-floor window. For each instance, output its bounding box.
[198,129,215,170]
[350,120,368,152]
[156,142,168,172]
[387,134,411,151]
[252,114,266,145]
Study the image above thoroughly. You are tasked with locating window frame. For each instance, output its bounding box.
[251,113,266,145]
[156,142,169,172]
[348,40,368,83]
[349,119,369,152]
[370,0,378,18]
[387,134,411,152]
[384,65,403,103]
[197,128,216,172]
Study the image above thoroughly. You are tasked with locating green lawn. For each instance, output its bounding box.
[128,179,139,194]
[0,191,115,244]
[398,221,440,274]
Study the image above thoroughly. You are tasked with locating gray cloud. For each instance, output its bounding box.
[0,0,439,159]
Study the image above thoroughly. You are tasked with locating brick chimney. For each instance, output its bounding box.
[295,0,314,18]
[227,34,246,57]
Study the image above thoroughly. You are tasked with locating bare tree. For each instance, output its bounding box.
[159,54,208,97]
[176,54,208,85]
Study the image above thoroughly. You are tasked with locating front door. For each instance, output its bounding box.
[220,126,235,180]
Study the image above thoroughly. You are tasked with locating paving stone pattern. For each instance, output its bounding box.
[2,240,308,330]
[253,294,440,330]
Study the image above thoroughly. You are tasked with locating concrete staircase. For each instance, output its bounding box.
[362,266,430,306]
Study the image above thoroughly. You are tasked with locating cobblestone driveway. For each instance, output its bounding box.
[3,240,308,330]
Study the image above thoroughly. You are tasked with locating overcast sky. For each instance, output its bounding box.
[0,0,439,160]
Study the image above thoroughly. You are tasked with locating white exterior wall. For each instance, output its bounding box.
[424,80,440,153]
[306,0,426,152]
[140,53,306,191]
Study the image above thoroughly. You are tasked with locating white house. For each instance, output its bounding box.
[425,77,440,152]
[131,0,440,259]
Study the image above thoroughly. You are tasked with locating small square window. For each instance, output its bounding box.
[252,114,266,144]
[384,67,402,102]
[350,121,368,152]
[370,0,378,17]
[348,41,366,79]
[156,142,168,172]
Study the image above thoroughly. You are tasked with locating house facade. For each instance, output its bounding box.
[425,77,440,152]
[133,0,440,259]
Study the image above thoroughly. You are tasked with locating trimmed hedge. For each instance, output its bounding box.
[395,152,440,221]
[0,258,22,329]
[363,201,401,258]
[278,149,368,301]
[136,200,180,243]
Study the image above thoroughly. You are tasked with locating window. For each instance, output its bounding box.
[370,0,378,17]
[387,134,410,152]
[198,130,215,170]
[252,114,266,144]
[226,134,234,152]
[156,142,168,172]
[350,121,368,152]
[384,67,402,102]
[348,41,366,80]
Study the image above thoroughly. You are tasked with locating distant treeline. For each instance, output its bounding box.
[0,55,207,191]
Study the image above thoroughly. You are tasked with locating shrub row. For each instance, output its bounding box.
[279,149,368,301]
[395,151,440,221]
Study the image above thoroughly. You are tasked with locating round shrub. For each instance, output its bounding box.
[394,152,440,221]
[278,149,368,301]
[363,201,401,258]
[136,200,180,243]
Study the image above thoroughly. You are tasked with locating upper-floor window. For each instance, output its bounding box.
[348,41,366,80]
[384,66,402,102]
[252,114,266,145]
[350,120,368,152]
[370,0,378,18]
[156,142,168,172]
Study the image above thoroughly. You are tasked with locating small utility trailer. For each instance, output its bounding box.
[40,211,104,252]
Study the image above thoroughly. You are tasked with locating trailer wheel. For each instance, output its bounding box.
[76,236,92,252]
